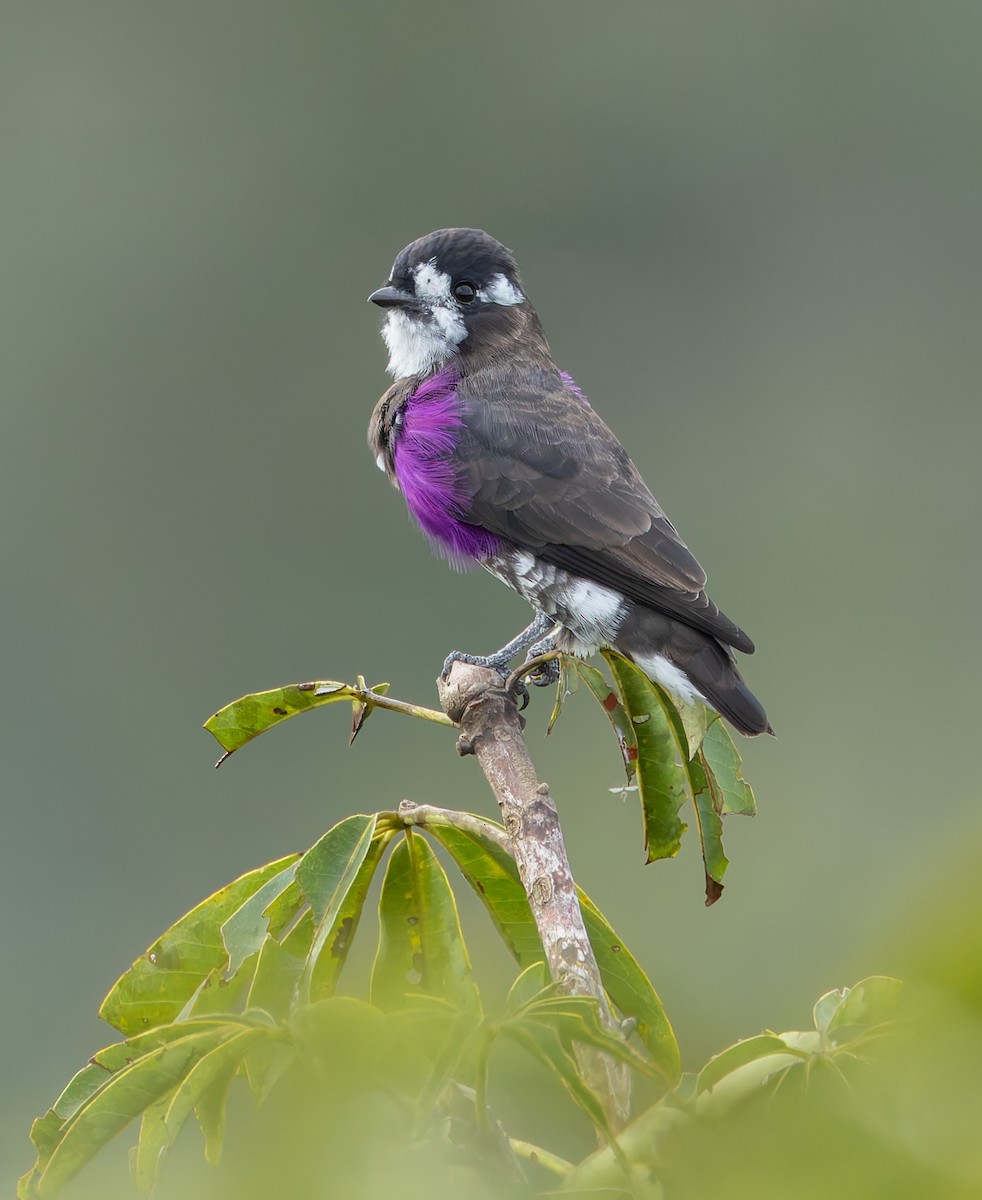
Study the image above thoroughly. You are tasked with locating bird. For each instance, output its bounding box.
[367,228,771,736]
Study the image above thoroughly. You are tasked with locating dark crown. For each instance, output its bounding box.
[390,228,520,292]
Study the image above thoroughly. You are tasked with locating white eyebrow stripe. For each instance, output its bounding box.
[479,273,524,306]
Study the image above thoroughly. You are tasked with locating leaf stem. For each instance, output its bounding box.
[312,684,455,729]
[508,1138,574,1179]
[396,802,512,854]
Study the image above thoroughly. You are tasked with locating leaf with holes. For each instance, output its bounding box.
[574,661,638,783]
[371,833,481,1016]
[221,862,300,979]
[424,819,545,969]
[296,814,394,1003]
[205,681,362,759]
[601,652,691,862]
[689,753,729,905]
[699,719,756,816]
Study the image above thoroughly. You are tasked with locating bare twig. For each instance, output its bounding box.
[437,662,631,1129]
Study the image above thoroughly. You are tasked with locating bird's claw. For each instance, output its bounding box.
[526,656,560,687]
[441,649,512,683]
[442,649,530,710]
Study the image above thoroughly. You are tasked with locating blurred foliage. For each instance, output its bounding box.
[19,796,907,1199]
[23,662,976,1200]
[19,808,671,1198]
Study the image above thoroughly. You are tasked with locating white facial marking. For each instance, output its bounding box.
[479,273,524,306]
[375,452,386,471]
[633,652,706,708]
[412,259,453,304]
[380,258,474,378]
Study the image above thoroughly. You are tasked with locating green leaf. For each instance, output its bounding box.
[261,877,307,938]
[241,1039,296,1108]
[691,769,728,901]
[566,1095,689,1193]
[296,814,390,1003]
[204,681,362,758]
[505,962,553,1014]
[826,975,903,1035]
[371,833,481,1016]
[695,1033,800,1096]
[20,1023,245,1199]
[182,955,257,1018]
[502,1023,622,1156]
[27,1019,258,1149]
[547,654,578,734]
[699,719,756,816]
[290,996,433,1098]
[415,1009,483,1118]
[221,862,300,978]
[425,813,679,1082]
[576,890,680,1084]
[245,935,304,1022]
[309,826,395,1002]
[195,1032,282,1167]
[510,993,661,1080]
[424,820,546,969]
[99,856,299,1036]
[204,679,452,762]
[676,701,715,760]
[132,1026,270,1190]
[574,661,638,784]
[812,987,847,1034]
[600,652,691,862]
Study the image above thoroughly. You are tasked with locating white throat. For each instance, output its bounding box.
[382,307,465,378]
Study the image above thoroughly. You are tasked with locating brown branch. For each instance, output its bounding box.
[438,662,631,1129]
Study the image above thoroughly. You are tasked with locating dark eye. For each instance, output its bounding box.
[453,280,477,303]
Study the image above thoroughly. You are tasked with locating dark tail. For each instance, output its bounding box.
[613,607,772,738]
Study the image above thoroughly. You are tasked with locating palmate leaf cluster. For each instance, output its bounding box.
[18,806,671,1197]
[20,654,904,1197]
[18,801,900,1198]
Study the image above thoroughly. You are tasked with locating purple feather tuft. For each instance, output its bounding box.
[394,366,501,567]
[560,370,590,407]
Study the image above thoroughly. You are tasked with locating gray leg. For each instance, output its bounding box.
[441,612,555,680]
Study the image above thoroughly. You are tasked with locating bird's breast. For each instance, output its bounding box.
[387,366,500,566]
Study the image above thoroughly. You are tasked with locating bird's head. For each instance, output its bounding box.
[369,228,539,379]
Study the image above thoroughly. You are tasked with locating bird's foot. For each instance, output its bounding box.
[440,616,557,710]
[523,636,560,687]
[441,649,530,710]
[440,649,515,682]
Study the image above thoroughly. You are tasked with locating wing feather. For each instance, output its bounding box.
[455,367,754,653]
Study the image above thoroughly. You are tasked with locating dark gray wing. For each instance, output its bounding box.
[455,366,755,653]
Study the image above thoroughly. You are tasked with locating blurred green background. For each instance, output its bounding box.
[3,1,981,1193]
